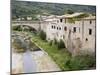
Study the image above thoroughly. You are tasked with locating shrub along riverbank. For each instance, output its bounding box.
[31,34,96,71]
[12,30,96,71]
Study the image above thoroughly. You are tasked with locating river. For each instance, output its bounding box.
[23,50,37,73]
[12,31,38,73]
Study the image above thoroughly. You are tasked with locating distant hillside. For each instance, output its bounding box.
[11,0,96,19]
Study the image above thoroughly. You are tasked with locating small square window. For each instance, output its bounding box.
[52,25,53,29]
[73,27,76,32]
[89,29,92,35]
[90,20,92,24]
[60,19,63,22]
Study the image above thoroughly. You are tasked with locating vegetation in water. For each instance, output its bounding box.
[12,38,27,53]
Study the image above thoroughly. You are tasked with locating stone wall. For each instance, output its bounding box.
[45,18,96,55]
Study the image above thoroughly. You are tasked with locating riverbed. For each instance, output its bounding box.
[11,31,60,74]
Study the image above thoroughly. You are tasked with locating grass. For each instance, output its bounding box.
[32,35,71,71]
[31,35,96,71]
[12,31,96,71]
[65,54,96,70]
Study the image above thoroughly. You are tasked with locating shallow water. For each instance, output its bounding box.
[23,50,37,73]
[33,50,44,57]
[12,32,41,73]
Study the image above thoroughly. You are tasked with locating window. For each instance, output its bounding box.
[89,29,92,35]
[64,26,67,31]
[54,26,56,29]
[90,20,92,24]
[60,19,63,22]
[86,38,88,41]
[52,25,53,29]
[57,27,58,30]
[73,27,76,32]
[59,27,61,30]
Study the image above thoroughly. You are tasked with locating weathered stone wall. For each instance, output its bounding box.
[45,18,96,55]
[12,18,96,55]
[82,20,96,53]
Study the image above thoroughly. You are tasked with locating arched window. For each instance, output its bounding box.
[64,26,67,31]
[59,27,61,30]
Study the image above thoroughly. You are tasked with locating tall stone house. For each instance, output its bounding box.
[40,13,96,54]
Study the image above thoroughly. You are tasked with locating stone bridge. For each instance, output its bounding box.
[12,21,41,31]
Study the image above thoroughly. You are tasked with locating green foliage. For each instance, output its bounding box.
[12,0,96,19]
[49,38,58,46]
[49,39,65,49]
[75,13,89,18]
[39,30,46,40]
[49,40,53,46]
[67,13,89,23]
[49,38,65,49]
[31,34,95,71]
[65,54,96,70]
[54,38,58,45]
[67,9,74,14]
[12,25,25,31]
[68,18,75,23]
[12,26,37,33]
[32,35,71,71]
[92,13,96,16]
[57,39,65,49]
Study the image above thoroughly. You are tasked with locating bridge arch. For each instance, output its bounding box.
[12,25,37,32]
[12,21,41,31]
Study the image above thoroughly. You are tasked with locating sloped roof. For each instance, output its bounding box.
[66,13,84,18]
[83,16,96,20]
[56,13,84,19]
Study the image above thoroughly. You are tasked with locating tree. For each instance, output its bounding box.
[39,30,46,40]
[57,39,65,49]
[67,9,74,14]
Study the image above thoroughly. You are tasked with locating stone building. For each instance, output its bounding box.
[40,13,96,54]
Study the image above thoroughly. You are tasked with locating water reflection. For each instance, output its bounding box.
[12,31,40,73]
